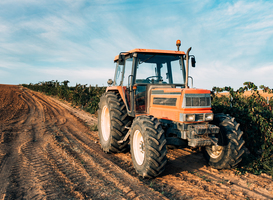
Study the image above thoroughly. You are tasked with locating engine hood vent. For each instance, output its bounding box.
[182,93,211,108]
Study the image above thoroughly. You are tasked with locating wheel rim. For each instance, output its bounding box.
[101,105,110,141]
[133,130,145,165]
[206,145,223,159]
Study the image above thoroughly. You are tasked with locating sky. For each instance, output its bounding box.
[0,0,272,90]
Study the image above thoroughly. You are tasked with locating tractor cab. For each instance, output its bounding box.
[110,48,195,116]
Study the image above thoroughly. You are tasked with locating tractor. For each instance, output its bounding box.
[98,40,245,178]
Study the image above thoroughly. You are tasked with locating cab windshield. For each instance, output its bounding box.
[135,54,185,85]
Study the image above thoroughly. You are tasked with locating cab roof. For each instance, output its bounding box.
[114,48,186,62]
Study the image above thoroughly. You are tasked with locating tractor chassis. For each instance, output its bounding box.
[118,118,220,148]
[158,120,220,148]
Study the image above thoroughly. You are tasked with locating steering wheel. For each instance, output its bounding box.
[146,76,163,81]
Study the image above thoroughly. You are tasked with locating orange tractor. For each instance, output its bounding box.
[98,40,245,178]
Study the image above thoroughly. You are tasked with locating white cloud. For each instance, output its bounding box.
[0,0,41,4]
[0,24,9,33]
[0,68,9,76]
[192,61,273,90]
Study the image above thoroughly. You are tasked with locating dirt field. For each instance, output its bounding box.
[0,84,272,200]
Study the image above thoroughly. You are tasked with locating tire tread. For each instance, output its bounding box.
[130,115,167,178]
[98,91,131,153]
[203,113,245,169]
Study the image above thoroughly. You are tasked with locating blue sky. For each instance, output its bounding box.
[0,0,272,89]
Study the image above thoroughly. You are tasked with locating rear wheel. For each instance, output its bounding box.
[130,116,167,178]
[203,113,245,169]
[98,91,131,153]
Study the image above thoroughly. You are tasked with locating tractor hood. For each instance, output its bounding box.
[149,87,212,123]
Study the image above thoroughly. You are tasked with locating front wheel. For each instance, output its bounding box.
[130,116,167,178]
[203,113,245,169]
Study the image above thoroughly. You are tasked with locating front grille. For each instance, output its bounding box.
[195,114,204,121]
[183,93,211,108]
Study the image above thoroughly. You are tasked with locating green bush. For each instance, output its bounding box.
[212,82,273,176]
[22,80,106,114]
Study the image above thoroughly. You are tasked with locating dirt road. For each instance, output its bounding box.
[0,85,272,200]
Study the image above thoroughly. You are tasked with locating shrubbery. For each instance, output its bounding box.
[212,82,273,176]
[22,80,106,114]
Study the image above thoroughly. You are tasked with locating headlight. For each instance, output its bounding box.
[185,114,195,121]
[205,113,214,121]
[180,113,213,122]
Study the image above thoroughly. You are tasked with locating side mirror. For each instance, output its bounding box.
[118,54,125,65]
[191,57,196,67]
[107,79,113,86]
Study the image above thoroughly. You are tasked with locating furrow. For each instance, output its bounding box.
[55,125,166,200]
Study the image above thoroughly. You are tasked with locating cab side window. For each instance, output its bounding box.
[123,58,133,87]
[114,64,123,86]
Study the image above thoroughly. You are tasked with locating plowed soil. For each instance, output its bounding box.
[0,84,272,200]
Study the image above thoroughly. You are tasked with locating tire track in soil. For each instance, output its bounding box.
[55,125,163,200]
[32,88,167,199]
[0,85,167,200]
[30,89,167,199]
[109,136,273,199]
[0,85,272,200]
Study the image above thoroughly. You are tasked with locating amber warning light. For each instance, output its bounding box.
[176,40,181,51]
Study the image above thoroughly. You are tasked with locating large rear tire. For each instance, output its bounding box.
[203,113,245,169]
[98,91,131,153]
[130,115,167,178]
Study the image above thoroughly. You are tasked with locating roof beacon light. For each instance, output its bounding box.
[176,40,181,51]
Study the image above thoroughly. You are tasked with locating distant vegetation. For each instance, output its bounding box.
[22,80,106,114]
[23,81,273,177]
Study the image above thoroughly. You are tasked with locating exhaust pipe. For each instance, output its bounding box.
[185,47,192,89]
